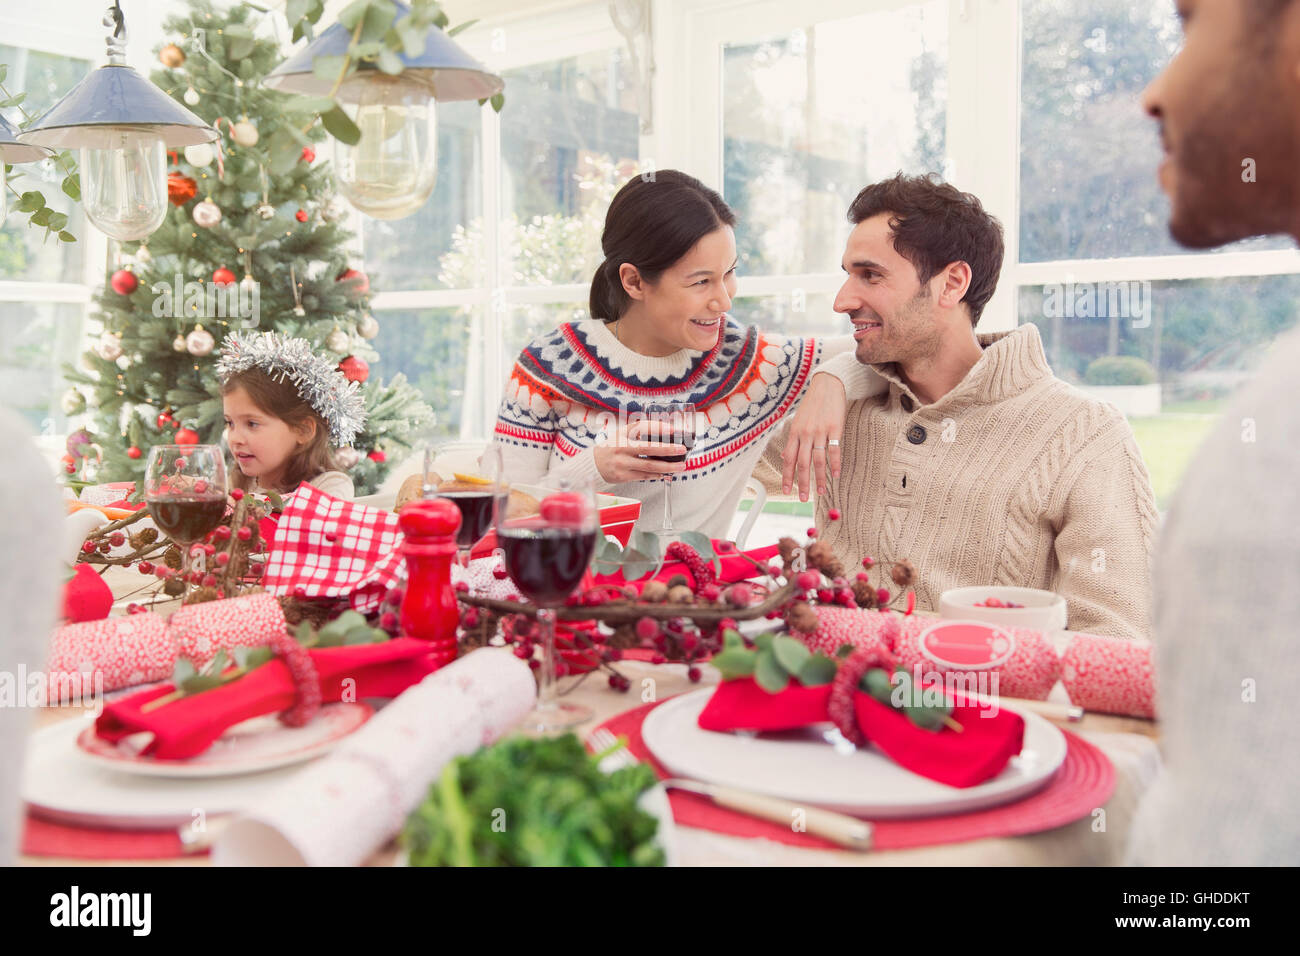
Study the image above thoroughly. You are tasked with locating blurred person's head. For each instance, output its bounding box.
[1143,0,1300,245]
[835,173,1004,368]
[590,169,738,356]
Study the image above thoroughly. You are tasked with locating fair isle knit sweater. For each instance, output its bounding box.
[814,323,1158,640]
[492,317,854,539]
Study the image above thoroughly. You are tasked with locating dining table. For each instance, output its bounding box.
[18,564,1162,867]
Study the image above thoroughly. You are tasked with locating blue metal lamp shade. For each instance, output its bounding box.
[15,63,217,151]
[262,1,503,102]
[0,112,53,163]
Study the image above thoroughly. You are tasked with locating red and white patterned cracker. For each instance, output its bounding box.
[47,613,173,701]
[45,593,290,701]
[894,617,1061,700]
[795,606,901,659]
[169,592,287,667]
[1060,633,1156,719]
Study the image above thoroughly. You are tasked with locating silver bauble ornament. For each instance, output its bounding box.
[96,332,123,361]
[240,274,258,296]
[255,202,275,220]
[321,198,347,223]
[186,327,216,357]
[134,244,152,265]
[61,389,87,416]
[231,119,259,147]
[357,313,379,339]
[335,446,362,470]
[184,143,214,167]
[115,354,131,370]
[173,334,187,352]
[193,199,222,228]
[183,86,200,106]
[325,328,350,352]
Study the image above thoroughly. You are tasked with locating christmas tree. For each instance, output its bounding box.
[64,0,433,496]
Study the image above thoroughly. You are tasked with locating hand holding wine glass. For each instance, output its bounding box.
[642,402,697,534]
[143,444,228,600]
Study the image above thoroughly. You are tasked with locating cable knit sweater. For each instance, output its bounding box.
[491,317,854,538]
[814,323,1158,640]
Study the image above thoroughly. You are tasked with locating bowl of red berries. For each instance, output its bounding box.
[939,586,1067,632]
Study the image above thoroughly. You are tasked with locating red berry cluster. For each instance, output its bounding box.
[268,629,322,727]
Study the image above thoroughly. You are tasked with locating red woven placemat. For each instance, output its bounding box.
[595,697,1115,851]
[22,813,198,860]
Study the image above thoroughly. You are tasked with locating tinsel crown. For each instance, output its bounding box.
[216,331,366,446]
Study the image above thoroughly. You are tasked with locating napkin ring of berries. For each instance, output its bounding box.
[269,630,322,727]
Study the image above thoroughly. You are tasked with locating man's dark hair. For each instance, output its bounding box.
[846,173,1005,326]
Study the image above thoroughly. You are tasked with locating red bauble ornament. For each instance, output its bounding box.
[336,268,370,296]
[368,449,386,463]
[212,267,236,286]
[295,209,308,222]
[167,171,198,206]
[110,269,139,295]
[301,146,316,163]
[156,411,175,429]
[338,355,369,383]
[174,428,200,446]
[127,445,142,459]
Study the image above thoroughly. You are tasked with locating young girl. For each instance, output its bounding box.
[215,330,365,500]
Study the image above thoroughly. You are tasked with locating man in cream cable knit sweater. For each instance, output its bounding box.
[786,175,1158,640]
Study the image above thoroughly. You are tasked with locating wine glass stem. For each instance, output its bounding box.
[536,606,558,712]
[662,476,675,534]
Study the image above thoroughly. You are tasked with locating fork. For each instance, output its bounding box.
[587,728,872,851]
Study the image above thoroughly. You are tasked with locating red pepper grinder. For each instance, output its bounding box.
[398,497,461,670]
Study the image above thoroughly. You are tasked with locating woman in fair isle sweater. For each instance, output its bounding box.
[490,170,865,539]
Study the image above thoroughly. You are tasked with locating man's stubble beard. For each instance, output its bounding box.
[1169,58,1300,247]
[855,285,939,368]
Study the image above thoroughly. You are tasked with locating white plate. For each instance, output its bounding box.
[641,688,1067,819]
[24,718,324,829]
[74,702,372,778]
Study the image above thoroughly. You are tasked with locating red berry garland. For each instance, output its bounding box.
[665,541,715,591]
[828,645,896,746]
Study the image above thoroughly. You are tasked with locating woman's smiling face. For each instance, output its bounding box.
[619,226,738,355]
[222,385,306,488]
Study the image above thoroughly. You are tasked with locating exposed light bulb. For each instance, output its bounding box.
[333,73,437,220]
[79,130,168,241]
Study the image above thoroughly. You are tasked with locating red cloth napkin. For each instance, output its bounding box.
[62,563,114,623]
[697,677,1025,788]
[95,638,439,759]
[595,542,780,591]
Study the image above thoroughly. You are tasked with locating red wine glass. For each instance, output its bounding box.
[143,444,227,601]
[496,478,599,732]
[643,402,696,535]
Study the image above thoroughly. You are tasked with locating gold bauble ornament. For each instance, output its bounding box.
[159,43,186,68]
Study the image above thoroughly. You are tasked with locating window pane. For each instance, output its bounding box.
[733,292,841,340]
[504,302,585,380]
[368,307,474,441]
[498,49,639,285]
[1018,0,1290,261]
[723,2,949,276]
[0,44,91,282]
[0,301,85,433]
[361,101,482,291]
[1019,275,1300,504]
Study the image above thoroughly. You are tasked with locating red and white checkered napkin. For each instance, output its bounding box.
[263,485,404,613]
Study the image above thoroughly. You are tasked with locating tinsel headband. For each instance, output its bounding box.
[216,331,366,447]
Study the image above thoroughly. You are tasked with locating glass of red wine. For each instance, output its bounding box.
[143,444,228,601]
[496,478,599,732]
[643,402,696,535]
[432,443,507,576]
